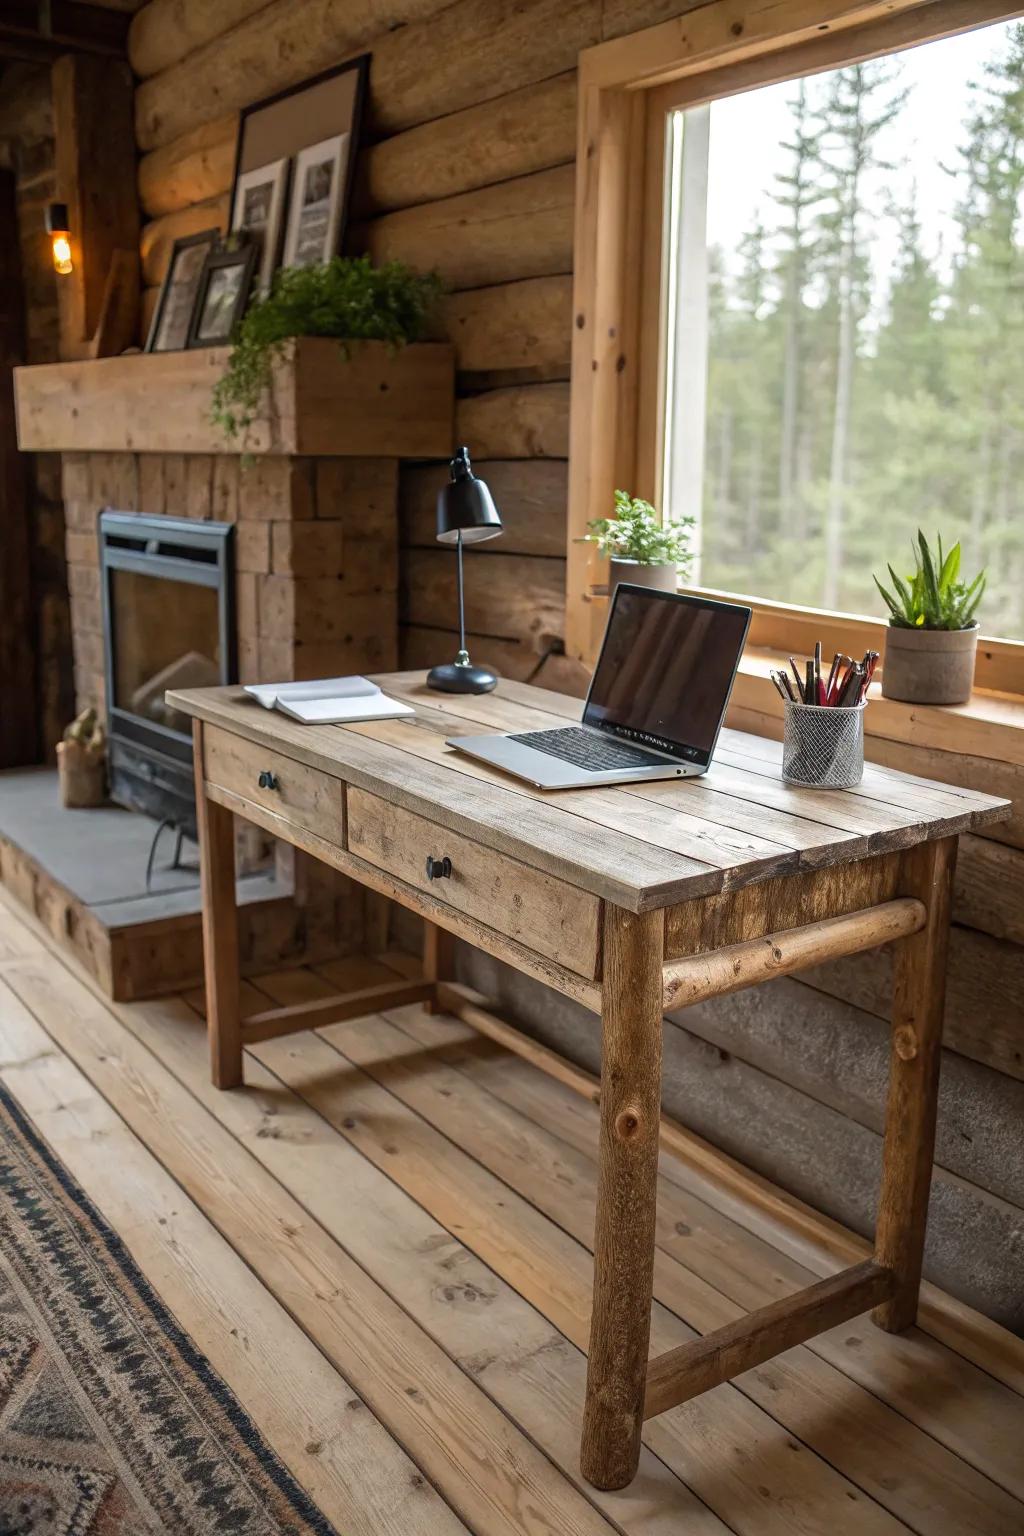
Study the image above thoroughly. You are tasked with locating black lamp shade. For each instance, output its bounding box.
[436,446,502,544]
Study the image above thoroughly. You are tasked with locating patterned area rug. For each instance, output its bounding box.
[0,1081,337,1536]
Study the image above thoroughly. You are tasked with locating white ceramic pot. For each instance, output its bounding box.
[608,559,678,597]
[881,623,978,705]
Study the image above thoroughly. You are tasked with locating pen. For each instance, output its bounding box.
[825,651,841,704]
[837,663,863,707]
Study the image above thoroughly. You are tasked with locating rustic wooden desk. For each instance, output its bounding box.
[170,673,1009,1493]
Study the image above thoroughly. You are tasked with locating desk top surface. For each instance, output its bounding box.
[171,672,1011,911]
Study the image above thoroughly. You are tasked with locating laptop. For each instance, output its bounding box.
[448,585,752,789]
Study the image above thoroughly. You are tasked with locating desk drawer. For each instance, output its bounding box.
[347,789,601,978]
[202,725,344,844]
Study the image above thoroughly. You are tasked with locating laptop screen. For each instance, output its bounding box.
[583,586,751,764]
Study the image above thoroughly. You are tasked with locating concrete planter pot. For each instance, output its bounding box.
[608,559,678,597]
[881,623,979,705]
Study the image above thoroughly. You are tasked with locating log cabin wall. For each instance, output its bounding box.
[0,64,75,762]
[128,0,1023,1329]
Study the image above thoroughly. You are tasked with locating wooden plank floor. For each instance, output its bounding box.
[1,889,1023,1536]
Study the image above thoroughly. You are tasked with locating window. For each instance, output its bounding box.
[660,19,1024,640]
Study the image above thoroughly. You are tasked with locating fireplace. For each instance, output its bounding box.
[100,511,236,836]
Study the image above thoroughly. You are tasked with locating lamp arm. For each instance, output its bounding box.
[457,529,467,654]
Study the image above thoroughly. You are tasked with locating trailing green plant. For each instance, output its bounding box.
[579,490,695,569]
[211,256,443,443]
[873,530,986,630]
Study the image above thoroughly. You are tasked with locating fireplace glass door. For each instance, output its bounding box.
[100,512,236,835]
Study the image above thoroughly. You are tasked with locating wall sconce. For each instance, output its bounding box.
[45,202,73,276]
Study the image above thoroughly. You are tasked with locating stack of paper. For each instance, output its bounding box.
[244,676,414,725]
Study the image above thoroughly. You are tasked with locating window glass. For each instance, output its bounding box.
[663,20,1024,638]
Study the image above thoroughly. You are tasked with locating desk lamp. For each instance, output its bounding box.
[427,446,503,694]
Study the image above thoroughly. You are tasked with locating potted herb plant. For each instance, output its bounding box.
[873,531,985,705]
[581,490,694,596]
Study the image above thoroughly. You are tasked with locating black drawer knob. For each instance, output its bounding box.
[425,854,452,881]
[258,770,279,791]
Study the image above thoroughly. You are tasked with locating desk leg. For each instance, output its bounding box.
[581,905,663,1490]
[193,722,241,1090]
[873,835,956,1332]
[422,920,455,1014]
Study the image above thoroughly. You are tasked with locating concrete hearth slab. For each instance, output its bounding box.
[0,767,292,999]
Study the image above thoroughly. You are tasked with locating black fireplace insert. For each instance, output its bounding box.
[99,511,236,838]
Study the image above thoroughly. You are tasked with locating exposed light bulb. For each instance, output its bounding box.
[51,233,73,275]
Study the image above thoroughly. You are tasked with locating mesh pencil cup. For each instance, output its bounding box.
[782,699,866,789]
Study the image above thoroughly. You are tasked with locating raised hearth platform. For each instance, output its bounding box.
[0,768,346,1000]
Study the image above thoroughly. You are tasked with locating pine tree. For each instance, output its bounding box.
[771,82,824,537]
[944,24,1024,620]
[814,62,906,607]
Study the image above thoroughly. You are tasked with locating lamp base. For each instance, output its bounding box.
[427,650,497,694]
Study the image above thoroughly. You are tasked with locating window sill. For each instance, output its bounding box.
[730,649,1024,768]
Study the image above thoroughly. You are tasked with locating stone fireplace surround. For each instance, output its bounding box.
[63,450,400,707]
[8,339,454,996]
[48,447,403,994]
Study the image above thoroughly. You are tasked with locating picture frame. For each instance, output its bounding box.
[186,240,258,349]
[146,228,220,353]
[231,156,290,292]
[228,55,367,283]
[283,133,349,270]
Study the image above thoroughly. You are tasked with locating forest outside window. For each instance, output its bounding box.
[660,17,1024,642]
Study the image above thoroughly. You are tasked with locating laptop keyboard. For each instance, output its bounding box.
[508,727,675,772]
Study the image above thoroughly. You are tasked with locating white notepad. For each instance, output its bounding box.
[243,676,413,726]
[276,692,415,725]
[245,676,379,710]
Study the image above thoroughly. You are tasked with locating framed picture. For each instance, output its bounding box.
[231,157,289,292]
[283,134,349,269]
[146,228,219,353]
[228,56,367,281]
[187,241,258,349]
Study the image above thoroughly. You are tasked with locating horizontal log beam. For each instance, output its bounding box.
[643,1260,895,1420]
[661,897,926,1011]
[360,163,574,292]
[242,979,435,1044]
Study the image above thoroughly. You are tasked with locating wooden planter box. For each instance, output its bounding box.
[14,337,455,457]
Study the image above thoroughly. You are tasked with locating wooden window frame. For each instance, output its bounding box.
[566,0,1024,704]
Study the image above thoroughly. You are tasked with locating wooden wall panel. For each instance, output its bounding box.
[1,68,73,762]
[364,74,576,215]
[129,0,272,79]
[368,0,598,136]
[361,165,574,291]
[0,166,36,765]
[455,383,570,459]
[400,549,565,648]
[137,113,238,218]
[441,278,573,380]
[401,459,568,557]
[133,0,457,150]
